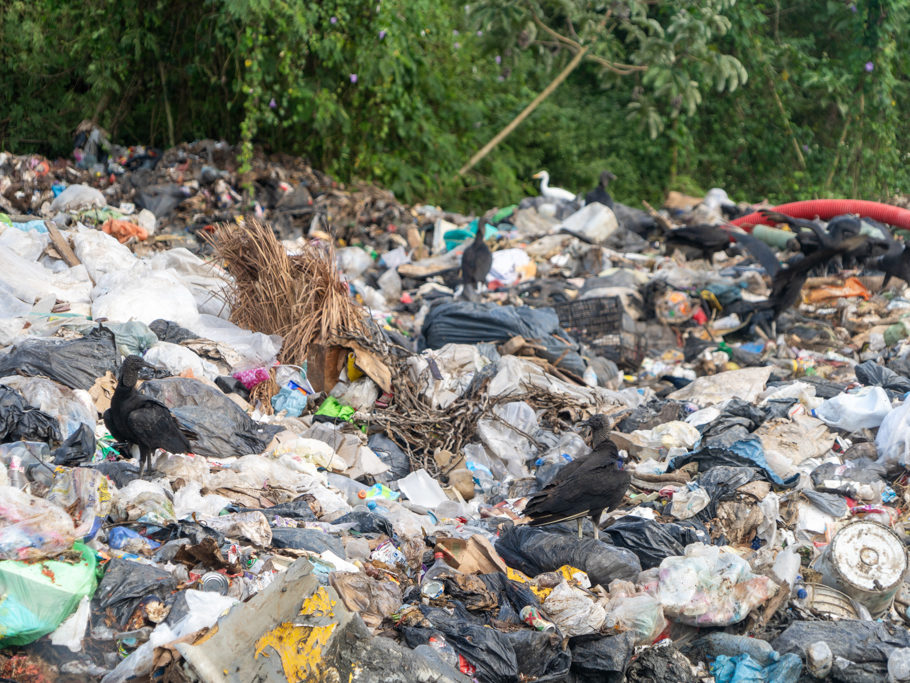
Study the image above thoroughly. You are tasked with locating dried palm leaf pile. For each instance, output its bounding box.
[206,219,368,366]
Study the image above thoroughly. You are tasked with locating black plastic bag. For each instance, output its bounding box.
[135,183,185,217]
[495,525,641,587]
[601,518,708,570]
[855,360,910,394]
[270,528,346,557]
[149,319,198,344]
[802,489,849,517]
[0,325,119,390]
[419,301,586,376]
[0,385,61,443]
[88,461,139,488]
[234,496,317,522]
[137,377,281,457]
[368,433,411,481]
[503,629,571,682]
[569,632,635,683]
[147,521,226,547]
[401,604,518,683]
[627,643,698,683]
[94,559,177,627]
[772,620,910,667]
[332,510,395,538]
[52,423,96,465]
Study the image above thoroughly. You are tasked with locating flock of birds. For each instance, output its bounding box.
[105,171,908,542]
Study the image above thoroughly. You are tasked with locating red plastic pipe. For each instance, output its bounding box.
[731,199,910,232]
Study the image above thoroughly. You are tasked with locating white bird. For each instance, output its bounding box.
[532,171,576,203]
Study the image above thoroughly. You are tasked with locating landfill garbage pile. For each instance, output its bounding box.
[5,132,910,682]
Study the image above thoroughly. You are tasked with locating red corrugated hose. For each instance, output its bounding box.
[731,199,910,232]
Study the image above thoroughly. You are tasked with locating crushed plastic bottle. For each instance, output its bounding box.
[420,551,459,598]
[806,641,832,679]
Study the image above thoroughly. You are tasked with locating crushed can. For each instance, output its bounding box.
[520,605,556,631]
[812,520,908,618]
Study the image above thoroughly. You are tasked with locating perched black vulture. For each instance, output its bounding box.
[584,170,616,208]
[460,226,493,299]
[665,224,732,262]
[524,415,630,540]
[103,355,195,478]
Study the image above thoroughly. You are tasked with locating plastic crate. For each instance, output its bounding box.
[553,296,645,370]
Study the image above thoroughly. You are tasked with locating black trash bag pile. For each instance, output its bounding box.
[495,525,641,587]
[93,559,178,628]
[0,325,119,390]
[0,384,62,443]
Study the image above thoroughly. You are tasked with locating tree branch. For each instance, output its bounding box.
[585,53,647,74]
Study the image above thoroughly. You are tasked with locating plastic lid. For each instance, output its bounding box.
[830,521,907,591]
[357,490,367,499]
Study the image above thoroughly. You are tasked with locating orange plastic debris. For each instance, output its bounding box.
[101,218,148,243]
[804,276,870,303]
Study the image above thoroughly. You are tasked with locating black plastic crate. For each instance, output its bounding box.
[554,296,645,370]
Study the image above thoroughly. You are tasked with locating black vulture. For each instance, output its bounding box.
[584,170,616,208]
[524,415,630,540]
[460,226,493,299]
[664,224,732,262]
[103,355,195,478]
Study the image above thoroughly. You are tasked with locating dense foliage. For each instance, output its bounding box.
[1,0,908,211]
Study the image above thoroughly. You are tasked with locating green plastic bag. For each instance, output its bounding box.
[314,396,356,422]
[0,542,98,646]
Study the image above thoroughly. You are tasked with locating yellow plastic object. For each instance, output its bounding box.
[346,352,364,381]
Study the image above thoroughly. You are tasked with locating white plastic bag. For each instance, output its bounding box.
[144,341,219,380]
[476,401,538,479]
[877,399,910,469]
[50,184,105,212]
[814,386,892,431]
[604,593,667,645]
[92,268,199,328]
[543,581,607,636]
[50,595,90,652]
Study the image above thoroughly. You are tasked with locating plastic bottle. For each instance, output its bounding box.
[889,648,910,683]
[465,460,497,495]
[326,473,369,505]
[806,641,832,679]
[420,552,459,598]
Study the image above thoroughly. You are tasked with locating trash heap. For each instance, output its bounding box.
[4,136,910,682]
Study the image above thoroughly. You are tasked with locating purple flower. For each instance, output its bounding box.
[849,3,857,11]
[378,29,386,39]
[865,61,874,72]
[269,98,276,109]
[454,42,461,49]
[330,16,337,24]
[802,144,809,152]
[495,55,502,64]
[350,73,358,83]
[453,29,459,35]
[476,30,483,36]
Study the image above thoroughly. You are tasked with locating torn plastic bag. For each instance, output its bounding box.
[854,360,910,395]
[52,424,96,466]
[93,320,159,357]
[0,385,61,443]
[149,318,198,344]
[401,604,518,683]
[0,375,96,440]
[442,572,539,620]
[93,558,177,628]
[626,643,698,683]
[543,581,606,636]
[368,432,411,482]
[47,467,113,540]
[147,521,226,547]
[710,653,802,683]
[88,461,139,489]
[0,542,98,646]
[601,517,709,570]
[0,325,119,390]
[569,632,636,683]
[802,489,849,518]
[419,301,586,376]
[270,527,346,557]
[503,629,571,682]
[772,620,910,671]
[495,524,641,587]
[233,496,317,523]
[332,510,395,538]
[667,441,799,488]
[0,486,77,560]
[810,459,887,502]
[137,377,282,457]
[329,571,403,631]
